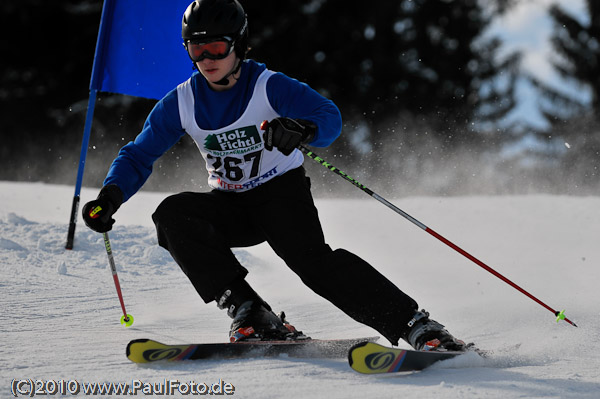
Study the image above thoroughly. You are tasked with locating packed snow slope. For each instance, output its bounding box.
[1,181,599,398]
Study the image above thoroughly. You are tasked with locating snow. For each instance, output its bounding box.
[1,181,599,398]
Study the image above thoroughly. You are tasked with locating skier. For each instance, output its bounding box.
[83,0,468,352]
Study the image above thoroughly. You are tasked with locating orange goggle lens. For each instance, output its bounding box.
[187,40,233,61]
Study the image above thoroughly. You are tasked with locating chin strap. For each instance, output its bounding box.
[213,59,243,86]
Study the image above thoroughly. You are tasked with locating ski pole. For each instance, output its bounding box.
[299,145,577,327]
[102,232,134,327]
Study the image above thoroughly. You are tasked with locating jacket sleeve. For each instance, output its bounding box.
[103,89,185,202]
[266,73,342,147]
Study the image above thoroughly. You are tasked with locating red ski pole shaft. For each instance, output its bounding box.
[300,145,577,327]
[425,228,577,326]
[102,232,133,326]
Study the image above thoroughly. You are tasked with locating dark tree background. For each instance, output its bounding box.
[246,0,519,144]
[1,0,598,195]
[528,0,600,189]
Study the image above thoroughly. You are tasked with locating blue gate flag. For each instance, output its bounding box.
[66,0,194,250]
[91,0,193,100]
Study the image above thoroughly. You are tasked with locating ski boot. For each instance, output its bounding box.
[403,310,470,352]
[215,280,306,342]
[228,301,306,342]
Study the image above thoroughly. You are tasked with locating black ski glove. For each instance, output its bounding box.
[82,184,124,233]
[262,117,316,156]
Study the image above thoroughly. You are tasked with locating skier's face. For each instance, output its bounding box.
[196,52,239,91]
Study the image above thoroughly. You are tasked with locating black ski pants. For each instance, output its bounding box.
[152,166,418,345]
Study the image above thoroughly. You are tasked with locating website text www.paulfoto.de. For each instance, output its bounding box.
[10,378,235,396]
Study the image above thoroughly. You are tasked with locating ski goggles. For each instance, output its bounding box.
[185,37,235,62]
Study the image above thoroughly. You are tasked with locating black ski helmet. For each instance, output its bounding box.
[182,0,248,59]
